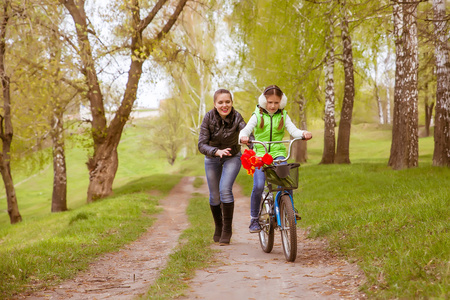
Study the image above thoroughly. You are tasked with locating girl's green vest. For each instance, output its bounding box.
[253,106,287,158]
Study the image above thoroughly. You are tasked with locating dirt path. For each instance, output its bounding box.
[18,176,366,299]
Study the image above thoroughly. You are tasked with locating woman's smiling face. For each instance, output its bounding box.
[214,93,233,118]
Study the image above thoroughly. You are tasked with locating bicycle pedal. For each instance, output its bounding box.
[295,213,301,220]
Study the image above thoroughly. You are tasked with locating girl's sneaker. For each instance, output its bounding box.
[249,218,261,233]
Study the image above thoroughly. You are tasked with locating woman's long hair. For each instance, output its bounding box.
[213,89,232,102]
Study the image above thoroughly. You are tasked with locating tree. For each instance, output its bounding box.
[14,1,84,213]
[230,0,326,162]
[162,1,217,157]
[334,0,355,164]
[320,14,336,164]
[0,0,21,224]
[432,0,450,166]
[150,96,187,165]
[389,0,420,170]
[60,0,189,202]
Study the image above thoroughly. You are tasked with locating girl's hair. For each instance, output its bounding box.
[259,85,284,130]
[213,89,232,102]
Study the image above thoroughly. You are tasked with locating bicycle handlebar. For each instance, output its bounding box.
[248,137,304,163]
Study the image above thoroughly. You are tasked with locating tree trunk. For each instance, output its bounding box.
[292,95,308,163]
[320,18,336,164]
[61,0,188,201]
[424,82,433,137]
[376,87,384,124]
[51,108,67,212]
[375,83,384,125]
[386,85,391,125]
[389,1,404,167]
[0,1,21,224]
[432,0,450,166]
[373,54,384,125]
[87,142,119,202]
[389,1,419,170]
[403,2,419,167]
[335,0,354,164]
[383,37,393,125]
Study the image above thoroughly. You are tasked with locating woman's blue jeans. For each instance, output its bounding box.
[250,156,291,218]
[205,154,241,206]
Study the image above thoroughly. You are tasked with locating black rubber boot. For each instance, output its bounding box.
[219,202,234,246]
[210,204,223,243]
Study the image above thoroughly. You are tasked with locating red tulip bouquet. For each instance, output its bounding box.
[241,149,298,188]
[241,149,273,176]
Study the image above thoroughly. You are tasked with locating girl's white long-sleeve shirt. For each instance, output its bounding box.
[238,113,305,142]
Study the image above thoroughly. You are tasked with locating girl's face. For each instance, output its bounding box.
[266,94,281,114]
[214,93,233,118]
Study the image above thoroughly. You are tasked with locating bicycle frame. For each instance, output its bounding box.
[273,190,296,226]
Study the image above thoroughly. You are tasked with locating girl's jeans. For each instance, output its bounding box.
[205,154,241,206]
[250,156,291,218]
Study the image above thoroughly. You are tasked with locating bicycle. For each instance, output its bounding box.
[249,138,303,262]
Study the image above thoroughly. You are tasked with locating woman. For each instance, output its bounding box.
[198,89,247,245]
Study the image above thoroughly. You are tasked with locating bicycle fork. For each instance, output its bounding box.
[274,191,297,227]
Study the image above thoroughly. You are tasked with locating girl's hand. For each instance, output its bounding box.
[240,136,249,145]
[216,148,232,158]
[303,131,313,140]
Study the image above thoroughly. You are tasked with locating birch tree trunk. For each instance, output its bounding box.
[384,42,393,125]
[374,59,384,125]
[335,0,354,164]
[0,1,21,224]
[432,0,450,166]
[376,85,384,125]
[386,84,391,124]
[389,1,404,168]
[320,18,336,164]
[424,82,434,137]
[388,0,419,169]
[51,108,67,212]
[403,2,419,167]
[292,94,308,163]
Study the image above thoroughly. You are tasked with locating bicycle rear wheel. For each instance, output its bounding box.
[279,194,297,262]
[258,196,274,253]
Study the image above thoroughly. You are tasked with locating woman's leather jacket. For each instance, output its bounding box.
[198,107,247,158]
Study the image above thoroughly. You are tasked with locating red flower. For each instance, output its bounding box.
[240,149,273,177]
[262,153,273,165]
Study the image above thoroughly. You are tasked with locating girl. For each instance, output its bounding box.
[198,89,247,245]
[239,85,312,233]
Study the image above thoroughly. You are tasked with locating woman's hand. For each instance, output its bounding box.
[215,148,232,158]
[240,136,249,145]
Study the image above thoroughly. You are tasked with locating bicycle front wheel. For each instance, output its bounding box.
[258,197,274,253]
[279,194,297,262]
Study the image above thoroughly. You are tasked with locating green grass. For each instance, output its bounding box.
[297,163,449,299]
